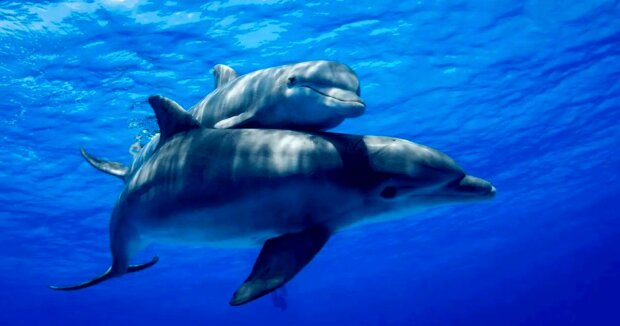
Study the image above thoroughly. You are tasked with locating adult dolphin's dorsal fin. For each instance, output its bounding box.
[148,95,201,144]
[213,64,239,89]
[229,226,330,306]
[49,256,159,291]
[80,148,129,182]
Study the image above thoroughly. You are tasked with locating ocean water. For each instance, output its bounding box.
[1,0,620,325]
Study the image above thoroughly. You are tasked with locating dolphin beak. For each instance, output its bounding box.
[321,87,364,104]
[304,85,366,116]
[452,175,496,199]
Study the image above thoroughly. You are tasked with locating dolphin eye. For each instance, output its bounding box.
[380,186,398,199]
[288,76,296,85]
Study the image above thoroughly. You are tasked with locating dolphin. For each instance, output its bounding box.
[51,96,496,306]
[194,60,365,130]
[80,60,365,182]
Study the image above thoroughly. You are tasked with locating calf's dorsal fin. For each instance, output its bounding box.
[213,64,239,89]
[148,95,201,144]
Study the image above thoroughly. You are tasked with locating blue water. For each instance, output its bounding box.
[2,1,620,325]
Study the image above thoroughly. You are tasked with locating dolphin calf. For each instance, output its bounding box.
[52,96,495,306]
[192,60,365,130]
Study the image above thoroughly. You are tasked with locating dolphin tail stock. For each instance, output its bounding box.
[49,256,159,291]
[230,226,330,306]
[80,147,129,182]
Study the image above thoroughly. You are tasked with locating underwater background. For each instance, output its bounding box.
[1,0,619,325]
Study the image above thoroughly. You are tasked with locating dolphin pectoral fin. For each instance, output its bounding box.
[213,64,239,89]
[214,112,254,129]
[230,227,330,306]
[49,256,159,291]
[80,148,129,182]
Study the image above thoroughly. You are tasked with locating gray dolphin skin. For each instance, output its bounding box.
[52,96,496,306]
[192,60,365,130]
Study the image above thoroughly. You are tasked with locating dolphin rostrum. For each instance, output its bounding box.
[52,96,495,306]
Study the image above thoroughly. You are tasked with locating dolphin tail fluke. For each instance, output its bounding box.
[49,256,159,291]
[80,147,129,182]
[230,227,330,306]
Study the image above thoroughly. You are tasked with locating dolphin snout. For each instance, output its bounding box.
[304,85,366,117]
[307,86,364,103]
[454,175,496,198]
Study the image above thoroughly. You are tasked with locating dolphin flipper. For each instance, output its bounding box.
[49,256,159,291]
[214,112,255,129]
[230,227,330,306]
[80,148,129,181]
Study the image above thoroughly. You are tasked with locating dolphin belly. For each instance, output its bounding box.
[131,180,360,248]
[141,208,280,248]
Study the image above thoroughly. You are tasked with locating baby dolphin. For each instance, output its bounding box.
[192,60,365,130]
[51,96,495,306]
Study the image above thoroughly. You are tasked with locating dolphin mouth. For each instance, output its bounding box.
[393,175,496,201]
[302,85,366,110]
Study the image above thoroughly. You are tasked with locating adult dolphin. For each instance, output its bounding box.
[80,60,365,181]
[51,96,496,306]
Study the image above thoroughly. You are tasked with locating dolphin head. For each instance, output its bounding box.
[278,61,365,127]
[357,137,495,217]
